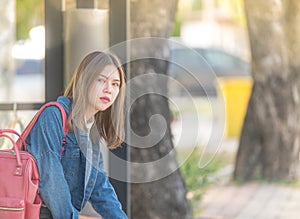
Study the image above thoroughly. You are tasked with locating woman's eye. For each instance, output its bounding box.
[113,83,120,87]
[97,78,105,83]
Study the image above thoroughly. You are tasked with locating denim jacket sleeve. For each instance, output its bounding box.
[90,168,128,219]
[27,107,79,219]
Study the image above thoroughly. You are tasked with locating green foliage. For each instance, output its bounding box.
[172,15,182,37]
[192,0,203,11]
[179,148,232,214]
[16,0,43,40]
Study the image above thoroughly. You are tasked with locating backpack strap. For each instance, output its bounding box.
[16,102,68,151]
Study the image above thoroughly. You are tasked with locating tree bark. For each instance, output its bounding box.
[129,0,192,218]
[234,0,300,181]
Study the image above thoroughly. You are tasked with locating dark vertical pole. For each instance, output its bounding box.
[109,1,129,53]
[45,0,64,102]
[109,0,130,217]
[76,0,95,8]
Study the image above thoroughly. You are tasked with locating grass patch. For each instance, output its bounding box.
[177,147,234,215]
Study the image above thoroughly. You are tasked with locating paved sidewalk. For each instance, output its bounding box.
[197,182,300,219]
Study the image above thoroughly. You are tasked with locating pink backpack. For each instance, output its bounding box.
[0,102,67,219]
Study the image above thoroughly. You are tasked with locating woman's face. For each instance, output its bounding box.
[87,65,121,116]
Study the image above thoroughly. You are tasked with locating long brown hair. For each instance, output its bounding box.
[64,51,126,149]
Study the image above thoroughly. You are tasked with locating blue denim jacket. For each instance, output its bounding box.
[26,96,128,219]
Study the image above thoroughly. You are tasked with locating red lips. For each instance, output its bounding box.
[100,97,111,103]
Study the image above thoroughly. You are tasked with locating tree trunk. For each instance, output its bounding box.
[234,0,300,181]
[129,0,192,218]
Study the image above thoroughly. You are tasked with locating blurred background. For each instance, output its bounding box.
[0,1,251,141]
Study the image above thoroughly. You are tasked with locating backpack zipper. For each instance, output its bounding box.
[0,150,35,158]
[0,206,24,211]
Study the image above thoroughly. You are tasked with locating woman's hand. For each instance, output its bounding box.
[80,216,102,219]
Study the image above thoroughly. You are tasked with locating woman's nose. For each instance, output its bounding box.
[103,82,112,93]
